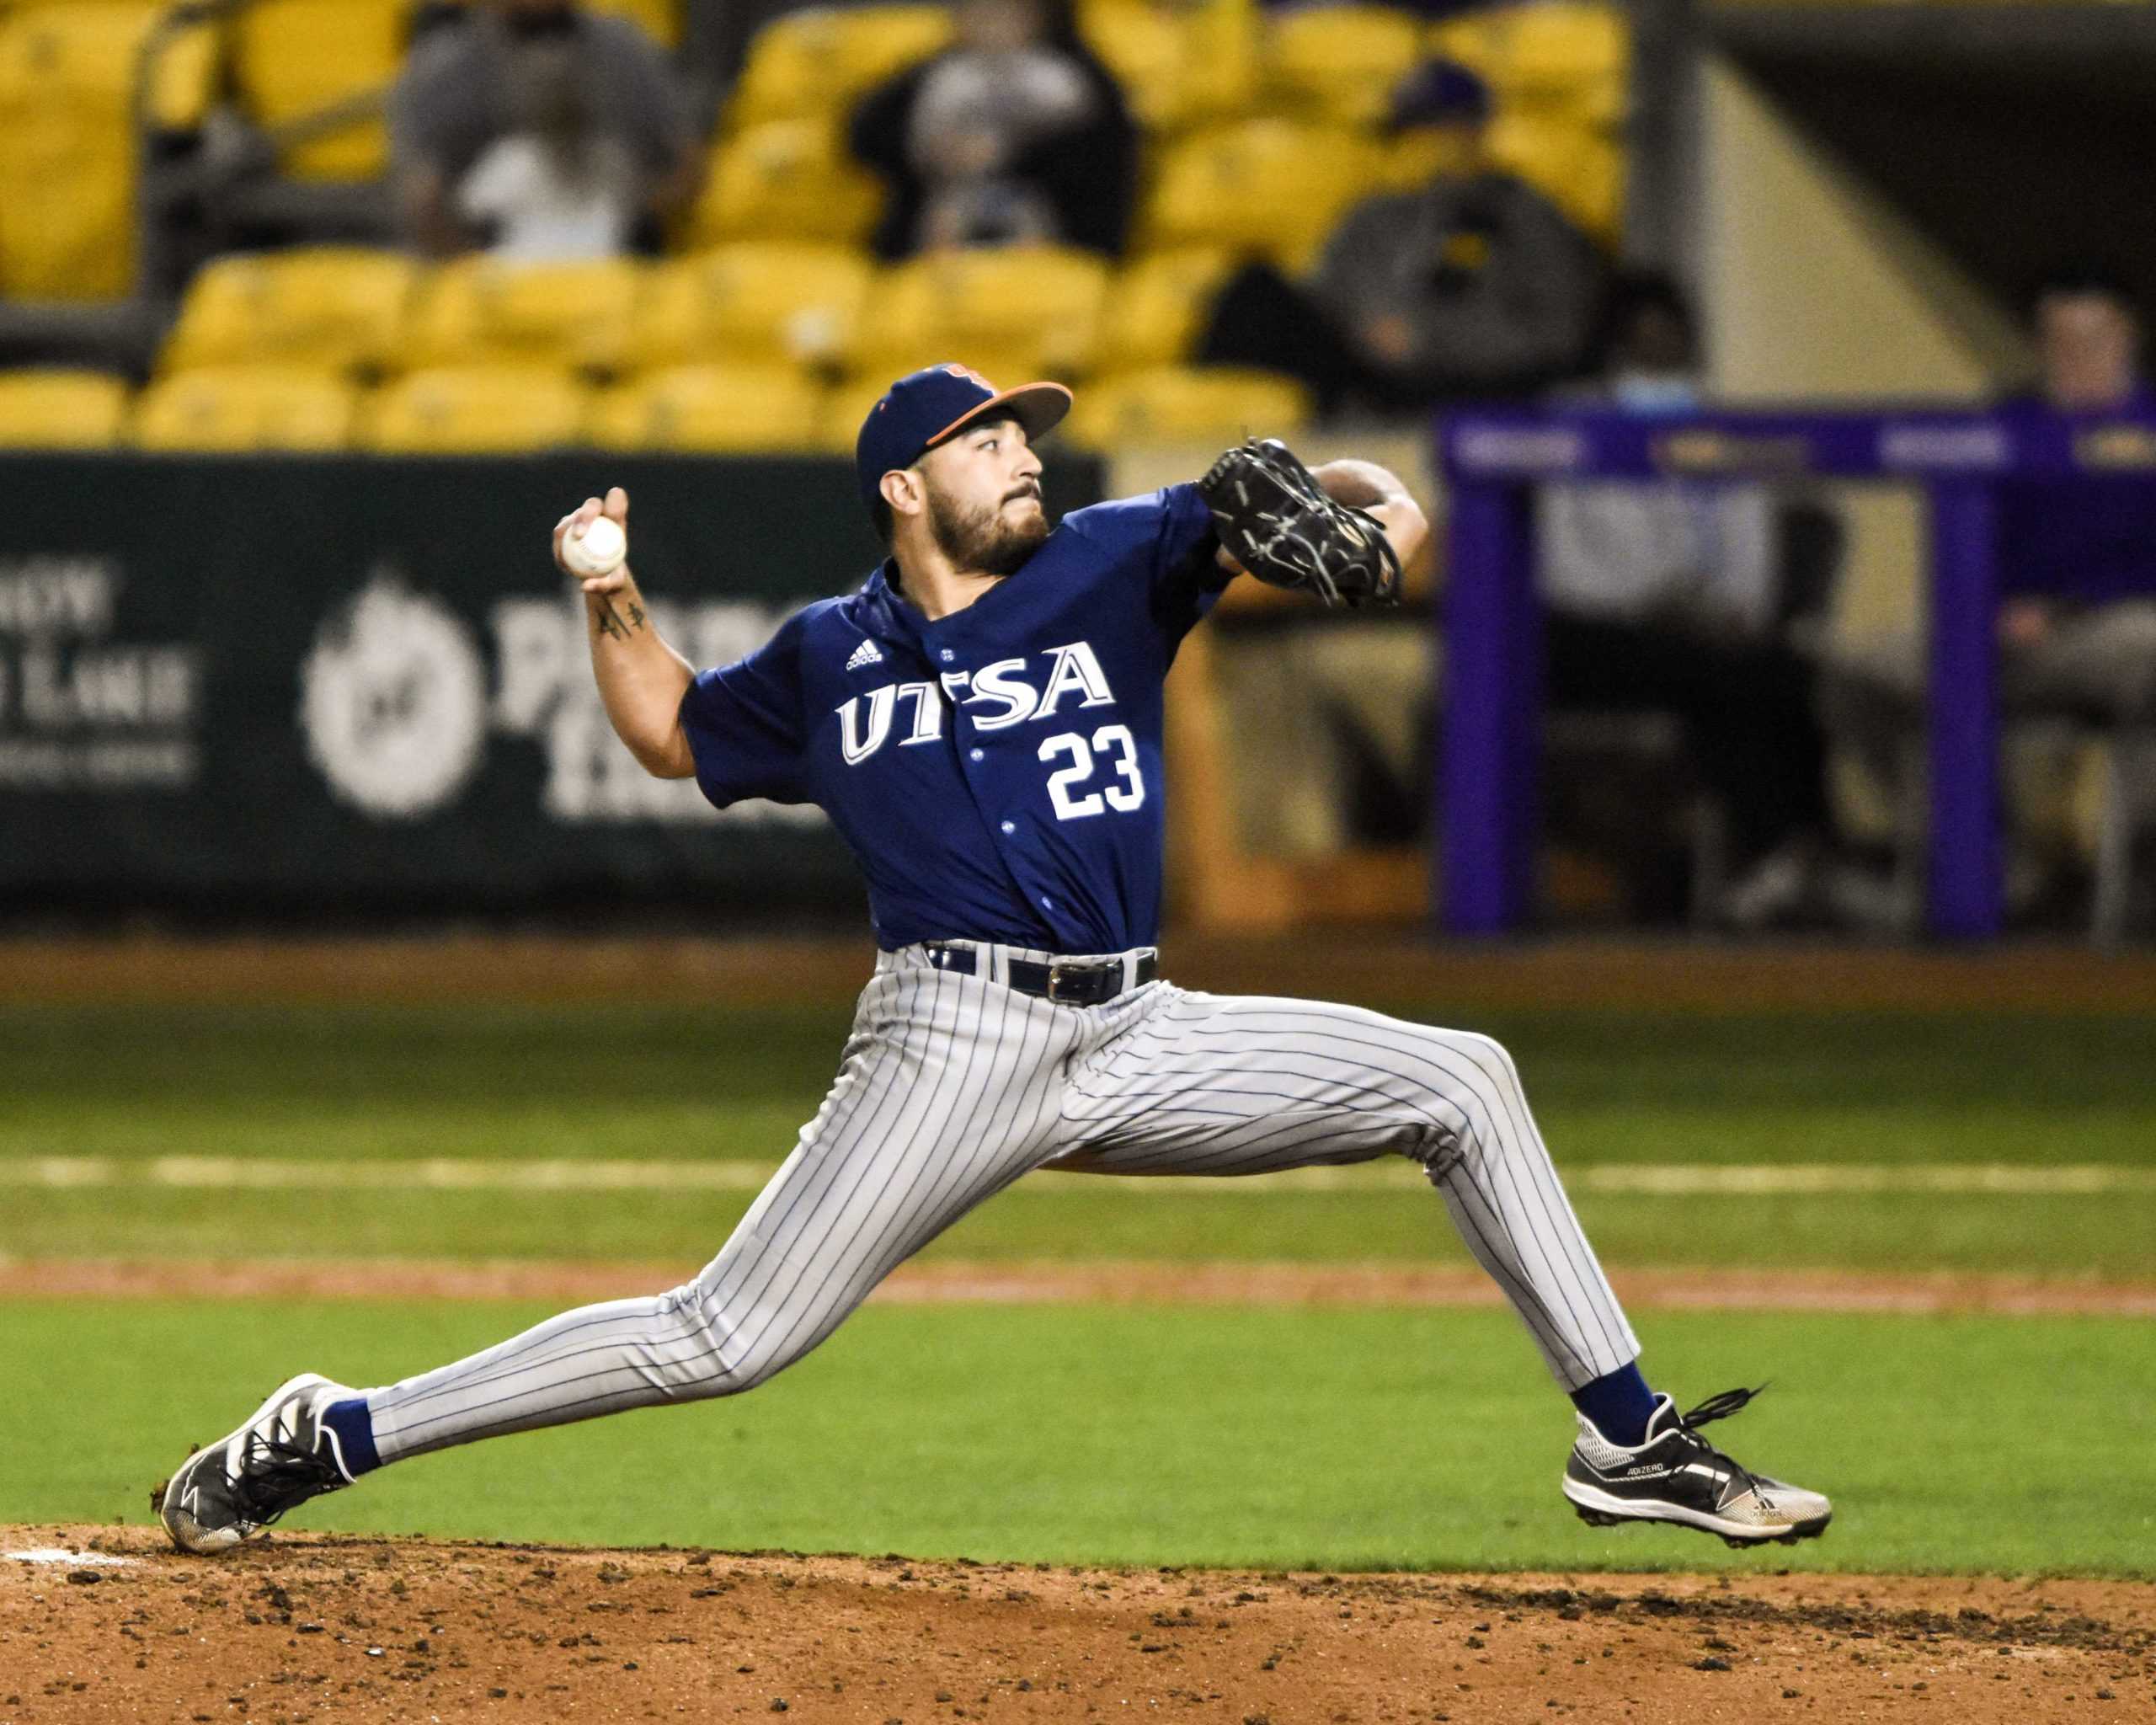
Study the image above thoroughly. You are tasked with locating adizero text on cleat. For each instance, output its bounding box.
[1561,1386,1832,1546]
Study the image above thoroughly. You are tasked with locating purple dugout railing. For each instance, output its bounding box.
[1434,406,2156,939]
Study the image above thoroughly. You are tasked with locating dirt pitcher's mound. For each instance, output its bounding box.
[5,1529,2153,1724]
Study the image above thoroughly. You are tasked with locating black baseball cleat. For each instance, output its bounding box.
[1561,1386,1832,1548]
[154,1374,359,1554]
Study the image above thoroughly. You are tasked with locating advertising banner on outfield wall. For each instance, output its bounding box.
[0,453,1104,918]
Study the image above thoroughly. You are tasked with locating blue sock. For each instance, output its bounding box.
[323,1397,382,1477]
[1569,1362,1657,1447]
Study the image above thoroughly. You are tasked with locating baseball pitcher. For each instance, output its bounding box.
[157,365,1830,1554]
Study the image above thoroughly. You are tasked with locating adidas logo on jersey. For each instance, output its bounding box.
[846,639,884,672]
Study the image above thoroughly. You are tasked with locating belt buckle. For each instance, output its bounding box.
[1045,960,1081,1004]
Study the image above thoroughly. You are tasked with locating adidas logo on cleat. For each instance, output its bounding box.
[846,639,884,671]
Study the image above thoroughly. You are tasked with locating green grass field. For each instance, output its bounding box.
[6,1004,2153,1273]
[5,1001,2153,1575]
[13,1301,2156,1577]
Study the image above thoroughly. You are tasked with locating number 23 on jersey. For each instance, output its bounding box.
[1039,725,1144,820]
[835,638,1147,825]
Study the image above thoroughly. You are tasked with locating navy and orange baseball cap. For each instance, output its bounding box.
[856,364,1072,526]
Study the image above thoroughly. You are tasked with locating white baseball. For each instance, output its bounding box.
[563,515,627,578]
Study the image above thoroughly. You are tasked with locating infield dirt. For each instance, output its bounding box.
[12,932,2156,1012]
[8,1259,2156,1318]
[6,1527,2153,1724]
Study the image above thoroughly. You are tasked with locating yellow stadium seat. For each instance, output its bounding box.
[1267,5,1422,130]
[728,5,952,129]
[1423,7,1508,83]
[629,243,875,371]
[0,4,216,299]
[852,245,1111,386]
[816,373,883,454]
[0,2,216,128]
[1502,2,1627,110]
[360,366,591,452]
[132,366,358,451]
[1486,111,1625,243]
[691,120,885,248]
[1079,0,1257,135]
[585,0,679,49]
[234,0,404,181]
[1428,2,1627,125]
[0,369,131,448]
[403,257,645,372]
[1063,366,1310,451]
[1141,120,1382,274]
[1095,248,1235,370]
[161,248,419,375]
[590,365,828,452]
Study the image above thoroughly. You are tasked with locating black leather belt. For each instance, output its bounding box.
[925,943,1158,1006]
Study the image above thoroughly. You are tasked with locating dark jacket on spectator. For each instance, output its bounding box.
[847,38,1137,261]
[1315,169,1603,395]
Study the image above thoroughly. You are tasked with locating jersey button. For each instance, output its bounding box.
[1000,820,1016,834]
[939,649,955,662]
[969,748,985,762]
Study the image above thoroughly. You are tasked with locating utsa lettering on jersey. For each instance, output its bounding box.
[157,365,1831,1559]
[679,483,1210,953]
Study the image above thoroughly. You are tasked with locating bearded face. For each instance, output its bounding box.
[924,473,1050,576]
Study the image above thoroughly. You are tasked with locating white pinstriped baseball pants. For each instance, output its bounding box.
[366,943,1640,1463]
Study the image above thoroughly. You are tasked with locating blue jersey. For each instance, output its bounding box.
[679,483,1225,952]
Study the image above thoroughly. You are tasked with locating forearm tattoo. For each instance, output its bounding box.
[593,595,644,643]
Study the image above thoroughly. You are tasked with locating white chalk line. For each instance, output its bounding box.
[0,1156,2151,1197]
[6,1549,135,1567]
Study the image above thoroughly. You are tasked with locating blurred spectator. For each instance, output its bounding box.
[1203,439,1439,859]
[1539,274,1840,927]
[391,0,702,259]
[1823,267,2156,913]
[454,47,641,259]
[1993,270,2156,712]
[1198,60,1604,416]
[847,0,1138,259]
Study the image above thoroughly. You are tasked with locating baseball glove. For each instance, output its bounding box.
[1196,438,1403,609]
